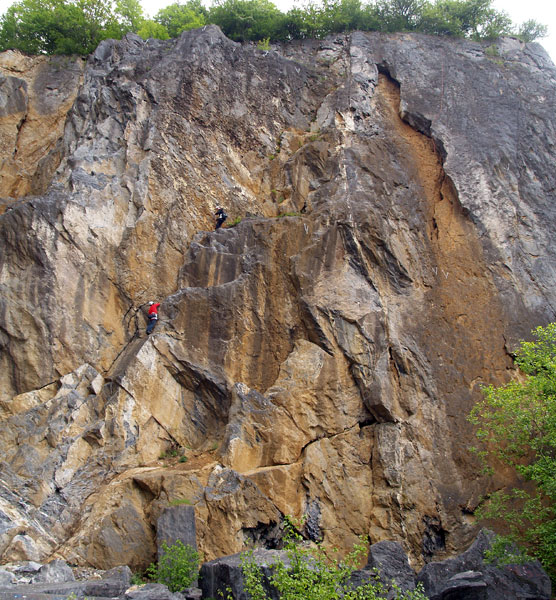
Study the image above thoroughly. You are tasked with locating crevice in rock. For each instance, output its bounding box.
[103,333,146,379]
[242,520,283,549]
[421,515,447,561]
[296,421,362,461]
[303,498,322,542]
[358,416,376,428]
[12,112,29,160]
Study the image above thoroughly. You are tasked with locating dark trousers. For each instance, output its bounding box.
[146,317,157,334]
[215,217,226,229]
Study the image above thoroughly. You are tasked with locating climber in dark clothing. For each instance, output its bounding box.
[215,207,228,230]
[146,301,160,335]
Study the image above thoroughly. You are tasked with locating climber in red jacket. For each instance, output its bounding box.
[146,301,161,335]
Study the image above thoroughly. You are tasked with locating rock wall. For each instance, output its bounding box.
[0,52,84,203]
[0,28,555,570]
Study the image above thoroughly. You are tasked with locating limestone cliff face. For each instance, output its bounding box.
[1,28,555,570]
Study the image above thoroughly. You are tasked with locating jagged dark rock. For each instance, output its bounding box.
[366,540,416,592]
[416,530,551,599]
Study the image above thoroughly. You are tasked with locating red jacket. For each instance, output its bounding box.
[148,302,160,317]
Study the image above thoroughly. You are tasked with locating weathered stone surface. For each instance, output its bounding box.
[416,530,551,599]
[123,583,184,600]
[0,26,555,574]
[0,565,132,600]
[366,541,416,591]
[0,571,14,586]
[0,51,84,201]
[437,571,487,600]
[156,505,197,559]
[33,560,75,583]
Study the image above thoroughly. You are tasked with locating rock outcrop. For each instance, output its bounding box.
[1,27,555,571]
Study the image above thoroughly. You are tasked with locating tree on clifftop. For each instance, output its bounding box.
[153,0,206,38]
[0,0,548,53]
[0,0,143,55]
[469,322,556,584]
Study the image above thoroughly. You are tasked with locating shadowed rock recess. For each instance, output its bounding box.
[0,26,555,570]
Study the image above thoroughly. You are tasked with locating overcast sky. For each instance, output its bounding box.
[0,0,554,62]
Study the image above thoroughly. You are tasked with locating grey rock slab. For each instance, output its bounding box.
[0,572,15,586]
[122,583,184,600]
[156,506,197,559]
[0,566,132,599]
[366,540,416,591]
[33,560,75,584]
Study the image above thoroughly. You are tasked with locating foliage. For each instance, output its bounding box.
[517,19,548,43]
[226,216,243,227]
[468,322,556,584]
[130,572,145,585]
[208,0,284,42]
[0,0,144,54]
[146,540,199,592]
[257,36,270,49]
[137,19,169,40]
[154,1,206,38]
[239,517,428,600]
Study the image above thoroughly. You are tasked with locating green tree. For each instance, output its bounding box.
[443,0,511,39]
[469,322,556,584]
[106,0,144,37]
[154,1,206,38]
[418,1,469,37]
[137,19,169,39]
[517,18,548,43]
[240,518,428,600]
[375,0,426,32]
[414,0,513,39]
[0,0,144,55]
[208,0,283,41]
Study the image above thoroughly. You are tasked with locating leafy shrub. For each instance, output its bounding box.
[469,322,556,585]
[147,540,199,592]
[239,518,428,600]
[130,572,145,585]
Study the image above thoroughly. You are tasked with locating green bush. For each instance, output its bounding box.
[226,217,242,227]
[147,540,199,592]
[239,518,428,600]
[468,322,556,585]
[130,572,145,585]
